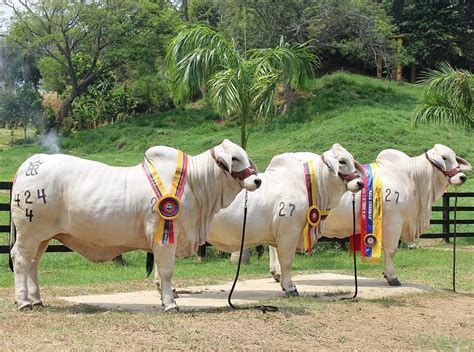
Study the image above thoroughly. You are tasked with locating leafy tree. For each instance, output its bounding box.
[4,0,179,132]
[0,83,42,142]
[166,24,317,149]
[413,63,473,130]
[304,0,397,73]
[387,0,474,70]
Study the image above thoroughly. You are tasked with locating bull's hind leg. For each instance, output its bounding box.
[269,246,281,282]
[11,238,44,310]
[27,240,50,307]
[382,226,402,286]
[153,245,179,312]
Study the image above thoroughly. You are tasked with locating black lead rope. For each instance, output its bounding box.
[228,190,278,313]
[452,191,457,292]
[340,193,358,300]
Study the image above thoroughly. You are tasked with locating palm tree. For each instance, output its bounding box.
[412,63,473,130]
[166,25,318,149]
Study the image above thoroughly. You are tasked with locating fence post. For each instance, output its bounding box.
[443,194,450,243]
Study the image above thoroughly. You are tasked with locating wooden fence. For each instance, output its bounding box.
[1,182,473,255]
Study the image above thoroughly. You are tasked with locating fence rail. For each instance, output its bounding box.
[1,182,473,255]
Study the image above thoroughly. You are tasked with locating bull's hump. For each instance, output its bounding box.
[376,149,410,165]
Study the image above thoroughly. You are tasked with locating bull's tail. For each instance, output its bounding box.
[9,220,16,272]
[146,252,154,277]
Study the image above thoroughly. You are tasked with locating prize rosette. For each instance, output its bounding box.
[306,205,322,227]
[364,233,377,248]
[157,195,181,220]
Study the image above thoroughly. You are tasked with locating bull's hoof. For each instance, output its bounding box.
[284,288,299,297]
[18,301,32,310]
[31,300,44,308]
[387,277,402,286]
[164,302,180,313]
[172,288,179,299]
[383,273,402,286]
[270,270,281,283]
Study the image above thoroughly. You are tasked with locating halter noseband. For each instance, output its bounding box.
[321,154,360,182]
[210,148,257,181]
[424,152,462,177]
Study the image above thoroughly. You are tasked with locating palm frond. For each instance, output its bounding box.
[207,68,242,117]
[413,63,473,130]
[165,24,239,104]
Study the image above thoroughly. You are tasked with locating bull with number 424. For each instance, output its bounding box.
[269,144,471,287]
[10,139,261,312]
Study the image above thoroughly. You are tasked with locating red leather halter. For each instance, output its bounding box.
[425,152,462,177]
[321,154,360,182]
[210,148,257,181]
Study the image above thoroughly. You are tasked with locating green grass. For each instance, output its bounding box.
[0,72,472,291]
[0,243,472,292]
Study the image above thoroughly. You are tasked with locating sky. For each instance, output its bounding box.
[1,2,16,33]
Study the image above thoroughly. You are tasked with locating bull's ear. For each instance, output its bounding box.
[214,145,232,173]
[249,158,258,174]
[456,156,472,171]
[322,151,339,176]
[354,161,365,177]
[426,149,446,171]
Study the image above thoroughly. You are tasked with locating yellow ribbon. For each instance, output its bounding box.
[144,151,186,243]
[302,159,330,253]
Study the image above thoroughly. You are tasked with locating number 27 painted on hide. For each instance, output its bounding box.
[278,202,296,217]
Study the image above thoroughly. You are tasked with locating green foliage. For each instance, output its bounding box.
[395,0,474,69]
[0,83,42,141]
[305,0,396,70]
[413,63,473,130]
[166,24,317,148]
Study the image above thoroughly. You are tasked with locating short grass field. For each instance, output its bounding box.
[0,72,472,350]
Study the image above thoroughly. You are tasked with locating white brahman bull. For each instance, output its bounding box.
[207,144,364,295]
[10,139,261,311]
[270,144,471,286]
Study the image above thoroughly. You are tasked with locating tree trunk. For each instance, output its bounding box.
[282,84,294,113]
[240,113,247,150]
[182,0,189,21]
[23,124,27,144]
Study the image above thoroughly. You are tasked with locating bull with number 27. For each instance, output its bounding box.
[269,144,471,287]
[10,139,261,312]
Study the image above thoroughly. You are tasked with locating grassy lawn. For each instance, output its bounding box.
[0,241,472,292]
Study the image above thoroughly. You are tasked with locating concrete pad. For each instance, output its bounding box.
[60,273,433,313]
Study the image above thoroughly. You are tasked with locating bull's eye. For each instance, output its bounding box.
[339,160,346,165]
[232,157,240,162]
[442,156,447,161]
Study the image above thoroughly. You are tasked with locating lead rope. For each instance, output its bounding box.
[228,190,278,313]
[341,192,358,300]
[452,191,457,292]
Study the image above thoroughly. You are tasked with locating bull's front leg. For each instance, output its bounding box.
[382,225,402,286]
[153,244,179,312]
[276,229,300,297]
[269,245,281,282]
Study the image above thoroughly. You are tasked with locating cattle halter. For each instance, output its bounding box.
[321,154,360,182]
[424,152,462,177]
[210,148,257,180]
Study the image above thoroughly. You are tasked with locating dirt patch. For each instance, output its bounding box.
[0,276,472,350]
[60,273,434,312]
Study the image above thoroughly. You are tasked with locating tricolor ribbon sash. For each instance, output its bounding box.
[353,162,383,262]
[142,151,188,244]
[302,159,330,254]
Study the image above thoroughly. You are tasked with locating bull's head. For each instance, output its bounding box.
[425,144,471,186]
[322,143,364,192]
[211,139,262,191]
